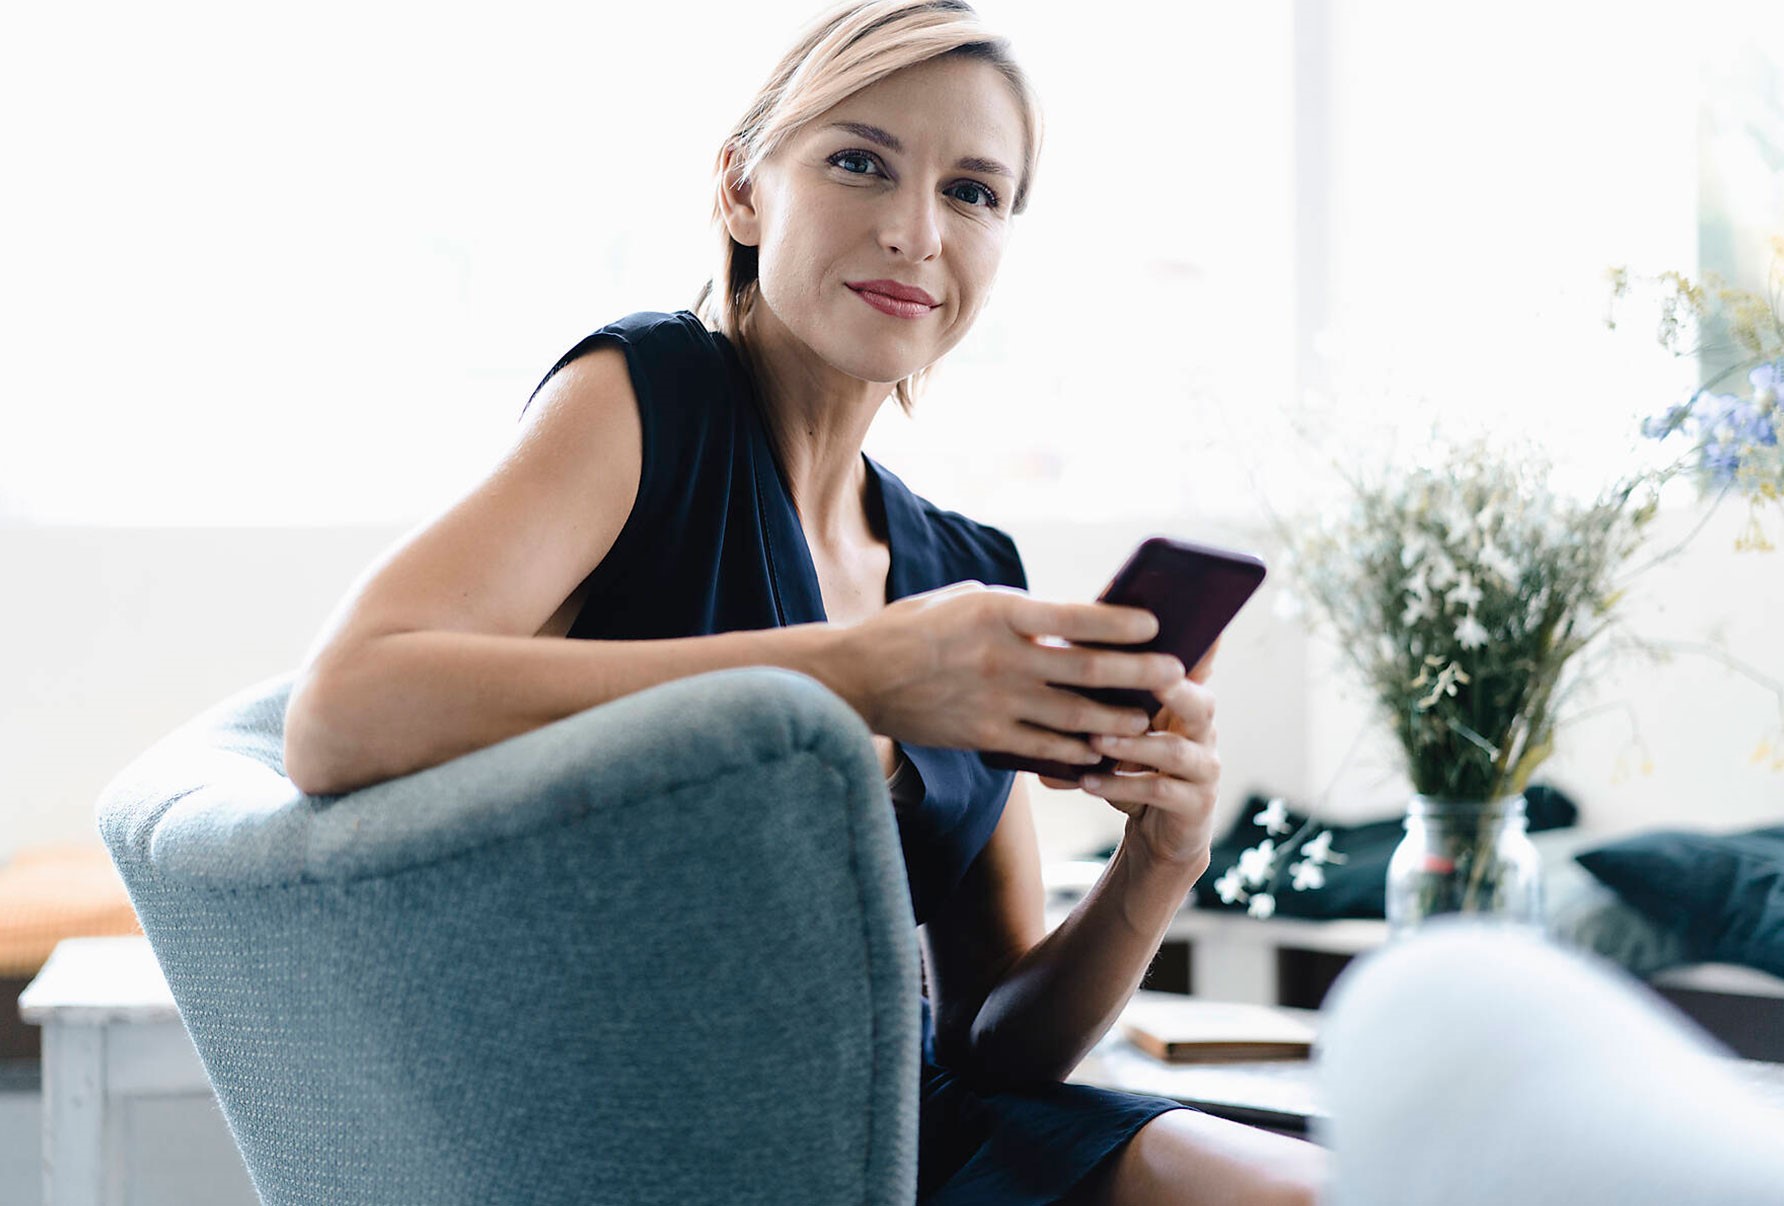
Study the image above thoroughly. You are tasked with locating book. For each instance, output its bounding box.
[1120,995,1316,1063]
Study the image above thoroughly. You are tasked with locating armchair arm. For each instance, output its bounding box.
[98,665,920,1206]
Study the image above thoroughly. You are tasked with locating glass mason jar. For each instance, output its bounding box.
[1385,794,1544,939]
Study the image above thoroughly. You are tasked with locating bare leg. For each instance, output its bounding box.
[1077,1108,1330,1206]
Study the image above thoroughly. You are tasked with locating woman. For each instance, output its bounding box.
[283,1,1329,1202]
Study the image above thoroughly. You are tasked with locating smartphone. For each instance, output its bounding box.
[979,536,1268,782]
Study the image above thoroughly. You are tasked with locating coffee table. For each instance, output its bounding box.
[1068,989,1784,1143]
[1066,991,1324,1138]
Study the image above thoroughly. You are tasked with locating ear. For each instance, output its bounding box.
[717,141,762,249]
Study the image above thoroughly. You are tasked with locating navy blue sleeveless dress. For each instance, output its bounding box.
[523,310,1191,1204]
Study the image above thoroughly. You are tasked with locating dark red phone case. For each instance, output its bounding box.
[979,536,1268,782]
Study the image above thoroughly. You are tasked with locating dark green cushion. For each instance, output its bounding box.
[1574,825,1784,977]
[1172,786,1578,919]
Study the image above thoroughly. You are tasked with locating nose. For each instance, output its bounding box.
[878,186,942,262]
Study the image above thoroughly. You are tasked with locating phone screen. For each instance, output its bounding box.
[979,537,1267,781]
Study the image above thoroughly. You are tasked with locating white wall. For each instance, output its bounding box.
[6,504,1779,871]
[1,516,1302,866]
[13,506,1784,867]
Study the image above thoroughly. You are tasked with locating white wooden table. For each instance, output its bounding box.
[18,937,225,1206]
[1043,865,1388,1005]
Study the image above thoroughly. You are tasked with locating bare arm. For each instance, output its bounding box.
[284,343,847,796]
[969,830,1203,1085]
[922,772,1203,1086]
[285,624,846,797]
[285,338,1181,797]
[925,653,1224,1087]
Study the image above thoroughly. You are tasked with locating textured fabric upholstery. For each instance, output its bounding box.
[95,665,921,1205]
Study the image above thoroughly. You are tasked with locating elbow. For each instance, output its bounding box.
[282,664,361,796]
[957,1019,1069,1092]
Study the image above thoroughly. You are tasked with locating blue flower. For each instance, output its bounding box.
[1702,440,1744,486]
[1640,402,1690,440]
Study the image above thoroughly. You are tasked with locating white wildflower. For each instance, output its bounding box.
[1426,548,1460,591]
[1289,860,1326,891]
[1254,797,1293,836]
[1301,830,1345,865]
[1402,594,1436,627]
[1443,504,1477,551]
[1248,892,1278,920]
[1213,866,1246,904]
[1478,539,1520,587]
[1400,532,1431,569]
[1237,839,1277,887]
[1403,563,1432,601]
[1455,613,1491,650]
[1445,572,1483,611]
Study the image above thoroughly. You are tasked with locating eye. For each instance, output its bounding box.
[948,180,1000,211]
[829,149,883,177]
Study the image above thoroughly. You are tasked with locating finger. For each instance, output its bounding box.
[1079,770,1191,810]
[1188,636,1222,684]
[1006,596,1159,647]
[1018,643,1185,700]
[1021,683,1158,739]
[1089,731,1214,782]
[988,718,1103,769]
[1081,765,1218,809]
[1036,774,1081,790]
[1155,679,1216,740]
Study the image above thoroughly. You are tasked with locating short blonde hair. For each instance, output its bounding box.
[693,0,1044,416]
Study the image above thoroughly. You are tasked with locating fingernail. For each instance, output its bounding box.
[1081,775,1104,790]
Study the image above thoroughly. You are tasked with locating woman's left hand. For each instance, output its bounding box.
[1039,640,1222,872]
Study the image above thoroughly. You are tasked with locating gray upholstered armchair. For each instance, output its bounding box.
[95,665,920,1205]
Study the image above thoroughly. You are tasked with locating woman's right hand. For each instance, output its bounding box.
[819,581,1185,765]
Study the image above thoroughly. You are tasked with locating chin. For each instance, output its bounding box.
[815,331,928,388]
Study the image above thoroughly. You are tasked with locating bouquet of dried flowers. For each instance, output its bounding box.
[1214,239,1784,920]
[1210,438,1667,921]
[1280,437,1663,804]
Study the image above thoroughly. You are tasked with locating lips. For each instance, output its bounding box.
[846,279,939,307]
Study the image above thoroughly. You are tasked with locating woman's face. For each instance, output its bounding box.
[725,54,1026,389]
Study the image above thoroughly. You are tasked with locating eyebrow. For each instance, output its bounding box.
[825,120,1014,180]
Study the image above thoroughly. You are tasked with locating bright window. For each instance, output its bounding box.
[2,2,1774,527]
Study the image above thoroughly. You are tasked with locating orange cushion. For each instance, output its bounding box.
[0,842,143,978]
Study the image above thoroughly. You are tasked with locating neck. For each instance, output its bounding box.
[738,303,892,550]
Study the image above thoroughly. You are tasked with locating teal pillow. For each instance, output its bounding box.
[1574,826,1784,978]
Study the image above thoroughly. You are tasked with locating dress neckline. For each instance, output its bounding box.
[710,321,912,620]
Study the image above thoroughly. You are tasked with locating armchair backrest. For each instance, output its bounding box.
[96,666,921,1205]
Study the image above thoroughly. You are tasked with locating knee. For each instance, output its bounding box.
[1248,1143,1331,1206]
